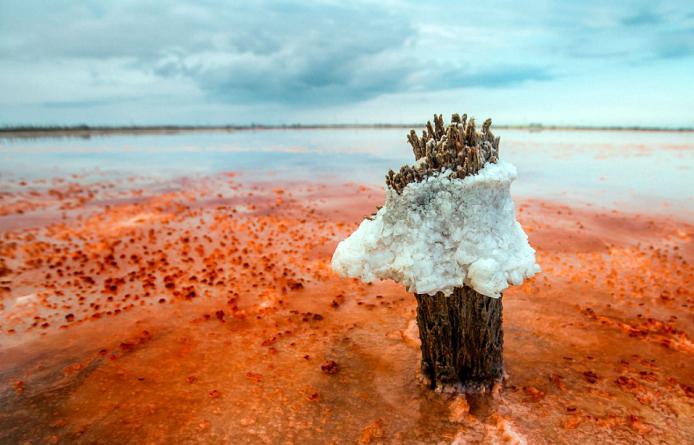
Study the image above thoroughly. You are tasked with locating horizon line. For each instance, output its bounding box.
[2,123,693,140]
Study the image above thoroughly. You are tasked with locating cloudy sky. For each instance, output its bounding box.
[1,0,693,127]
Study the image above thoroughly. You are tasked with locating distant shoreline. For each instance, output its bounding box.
[1,123,693,140]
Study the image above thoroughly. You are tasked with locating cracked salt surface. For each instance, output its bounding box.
[332,161,540,297]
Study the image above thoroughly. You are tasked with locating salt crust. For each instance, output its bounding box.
[331,161,539,298]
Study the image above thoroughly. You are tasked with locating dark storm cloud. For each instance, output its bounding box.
[1,0,692,113]
[0,0,555,106]
[146,2,420,104]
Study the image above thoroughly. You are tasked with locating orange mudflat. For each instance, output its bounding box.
[0,167,692,444]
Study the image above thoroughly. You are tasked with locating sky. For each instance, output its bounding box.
[1,0,693,127]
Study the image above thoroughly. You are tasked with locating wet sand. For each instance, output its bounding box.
[0,168,692,444]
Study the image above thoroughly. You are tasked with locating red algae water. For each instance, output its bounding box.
[0,129,693,444]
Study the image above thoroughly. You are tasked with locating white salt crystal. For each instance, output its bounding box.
[331,161,539,298]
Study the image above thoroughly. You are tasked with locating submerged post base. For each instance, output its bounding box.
[415,286,504,392]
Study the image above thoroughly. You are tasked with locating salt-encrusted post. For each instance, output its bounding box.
[332,114,539,392]
[414,285,503,391]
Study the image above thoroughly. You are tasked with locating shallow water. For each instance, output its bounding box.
[2,128,692,216]
[0,129,693,444]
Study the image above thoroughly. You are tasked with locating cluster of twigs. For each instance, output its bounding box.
[385,114,500,193]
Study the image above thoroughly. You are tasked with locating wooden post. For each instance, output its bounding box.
[415,287,503,391]
[387,114,505,392]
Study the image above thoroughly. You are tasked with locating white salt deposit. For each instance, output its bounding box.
[331,161,539,298]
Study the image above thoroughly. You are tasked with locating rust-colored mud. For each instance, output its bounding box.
[0,172,692,444]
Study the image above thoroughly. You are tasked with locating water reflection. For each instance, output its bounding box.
[2,129,692,217]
